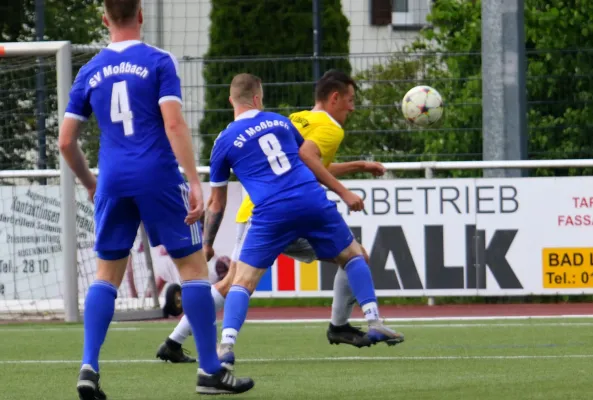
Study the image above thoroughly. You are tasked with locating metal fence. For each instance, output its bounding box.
[2,0,593,174]
[177,47,593,171]
[2,47,592,174]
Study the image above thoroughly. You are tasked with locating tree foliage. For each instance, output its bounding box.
[0,0,104,171]
[345,0,593,177]
[199,0,352,163]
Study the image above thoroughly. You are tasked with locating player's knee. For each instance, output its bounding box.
[96,251,130,287]
[232,261,266,293]
[335,241,364,268]
[170,246,209,281]
[232,276,257,293]
[232,271,259,293]
[361,246,370,264]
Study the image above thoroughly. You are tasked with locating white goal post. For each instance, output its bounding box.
[0,41,79,321]
[1,41,171,323]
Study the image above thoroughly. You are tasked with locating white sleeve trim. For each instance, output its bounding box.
[210,180,229,187]
[168,53,180,77]
[158,96,182,106]
[64,112,87,121]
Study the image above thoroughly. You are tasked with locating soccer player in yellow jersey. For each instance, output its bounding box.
[155,70,401,361]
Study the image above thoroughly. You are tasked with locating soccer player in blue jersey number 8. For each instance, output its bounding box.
[57,1,254,398]
[204,73,404,370]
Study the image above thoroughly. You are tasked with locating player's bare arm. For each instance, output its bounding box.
[58,118,97,202]
[160,101,204,224]
[299,140,364,211]
[201,195,216,261]
[328,161,386,177]
[203,185,228,252]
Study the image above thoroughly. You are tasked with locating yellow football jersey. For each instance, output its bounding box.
[234,110,344,223]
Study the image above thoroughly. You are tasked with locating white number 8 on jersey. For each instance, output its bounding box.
[258,133,291,175]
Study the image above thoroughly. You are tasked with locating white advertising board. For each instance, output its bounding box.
[322,177,593,296]
[2,177,593,306]
[0,182,243,303]
[250,176,593,297]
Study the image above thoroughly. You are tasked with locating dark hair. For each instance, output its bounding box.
[230,73,263,104]
[104,0,141,26]
[314,69,357,101]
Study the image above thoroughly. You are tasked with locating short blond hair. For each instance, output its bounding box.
[230,73,262,105]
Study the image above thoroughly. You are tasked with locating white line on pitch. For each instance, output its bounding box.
[242,314,593,323]
[1,354,593,365]
[2,320,593,333]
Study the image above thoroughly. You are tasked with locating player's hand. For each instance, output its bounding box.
[364,161,386,177]
[203,244,215,262]
[341,190,364,212]
[185,181,204,225]
[86,177,97,204]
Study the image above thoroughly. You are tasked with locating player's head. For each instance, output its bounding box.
[103,0,143,31]
[215,256,231,281]
[229,73,264,113]
[314,69,357,126]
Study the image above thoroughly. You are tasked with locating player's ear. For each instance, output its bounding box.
[138,8,144,24]
[228,96,234,107]
[102,14,110,28]
[329,91,340,105]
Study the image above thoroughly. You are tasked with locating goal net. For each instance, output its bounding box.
[0,42,166,322]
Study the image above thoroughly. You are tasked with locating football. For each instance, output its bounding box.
[401,85,444,127]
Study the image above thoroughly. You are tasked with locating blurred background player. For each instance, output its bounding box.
[58,0,254,397]
[150,219,231,363]
[154,69,393,358]
[130,239,230,363]
[126,229,230,300]
[206,73,404,371]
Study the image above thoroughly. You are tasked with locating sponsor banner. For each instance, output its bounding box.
[0,183,243,301]
[252,177,593,297]
[2,177,593,303]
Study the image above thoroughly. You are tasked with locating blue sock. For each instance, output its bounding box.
[221,285,251,344]
[344,255,377,308]
[181,280,221,374]
[82,280,117,372]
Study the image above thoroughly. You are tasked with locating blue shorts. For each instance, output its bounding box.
[93,183,202,260]
[238,199,354,268]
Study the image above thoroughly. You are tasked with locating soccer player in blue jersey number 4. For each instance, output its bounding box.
[57,1,254,398]
[204,73,404,370]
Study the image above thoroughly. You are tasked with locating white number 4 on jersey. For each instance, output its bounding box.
[111,81,134,136]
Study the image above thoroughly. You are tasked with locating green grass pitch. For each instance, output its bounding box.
[0,317,592,399]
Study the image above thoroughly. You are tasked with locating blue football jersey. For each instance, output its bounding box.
[209,110,320,215]
[65,40,184,196]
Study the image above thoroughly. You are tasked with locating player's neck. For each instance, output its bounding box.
[312,102,326,113]
[109,27,142,44]
[234,106,258,120]
[312,103,336,119]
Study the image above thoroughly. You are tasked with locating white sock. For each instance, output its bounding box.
[330,267,356,326]
[169,314,192,344]
[168,286,225,344]
[221,328,238,345]
[80,363,96,373]
[362,302,380,322]
[211,286,225,312]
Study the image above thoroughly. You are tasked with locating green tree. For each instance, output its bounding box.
[0,0,104,172]
[199,0,352,164]
[345,0,593,177]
